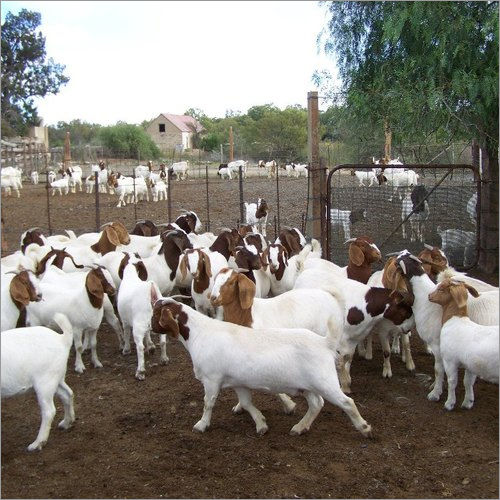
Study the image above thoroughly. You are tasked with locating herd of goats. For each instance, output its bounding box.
[1,185,498,451]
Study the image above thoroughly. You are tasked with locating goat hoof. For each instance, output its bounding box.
[135,371,146,381]
[283,403,297,415]
[427,391,441,402]
[27,440,45,452]
[93,361,103,369]
[256,424,269,436]
[193,421,207,433]
[58,419,74,430]
[290,425,307,436]
[75,365,85,374]
[461,400,473,410]
[444,402,455,411]
[361,424,374,439]
[160,357,169,365]
[122,348,131,355]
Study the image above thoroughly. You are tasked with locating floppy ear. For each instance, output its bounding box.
[159,308,180,338]
[260,248,269,269]
[237,273,256,310]
[179,254,188,280]
[449,284,468,309]
[348,244,365,266]
[464,283,479,298]
[283,232,301,256]
[85,271,104,308]
[150,283,159,308]
[104,226,121,247]
[9,277,30,306]
[201,252,212,278]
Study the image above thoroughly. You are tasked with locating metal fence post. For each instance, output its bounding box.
[132,172,137,222]
[239,165,244,225]
[167,169,172,223]
[95,171,100,231]
[275,163,280,233]
[45,171,53,235]
[205,164,210,232]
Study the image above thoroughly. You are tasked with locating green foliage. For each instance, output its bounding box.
[199,133,219,152]
[318,1,499,158]
[48,120,102,147]
[98,123,161,160]
[1,9,69,137]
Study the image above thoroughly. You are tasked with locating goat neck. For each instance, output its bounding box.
[346,261,372,284]
[209,232,234,261]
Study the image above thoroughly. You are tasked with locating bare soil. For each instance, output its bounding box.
[1,174,498,499]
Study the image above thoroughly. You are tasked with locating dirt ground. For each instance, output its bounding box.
[1,174,498,499]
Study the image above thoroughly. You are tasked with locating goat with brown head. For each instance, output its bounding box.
[428,279,479,324]
[91,222,130,255]
[345,236,381,284]
[85,267,117,309]
[210,270,256,327]
[131,220,159,237]
[35,247,84,275]
[8,269,42,327]
[278,228,304,257]
[418,244,448,282]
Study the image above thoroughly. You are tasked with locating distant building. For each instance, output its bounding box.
[145,113,204,152]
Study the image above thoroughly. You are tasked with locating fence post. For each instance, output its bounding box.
[239,165,244,225]
[167,168,172,223]
[306,91,326,257]
[275,162,280,233]
[132,172,137,222]
[205,164,210,232]
[95,170,100,231]
[45,170,53,235]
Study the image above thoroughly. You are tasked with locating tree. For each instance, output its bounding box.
[318,1,498,271]
[99,123,161,160]
[1,9,69,136]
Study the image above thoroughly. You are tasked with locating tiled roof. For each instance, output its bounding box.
[161,113,204,133]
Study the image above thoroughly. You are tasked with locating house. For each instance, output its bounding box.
[145,113,204,152]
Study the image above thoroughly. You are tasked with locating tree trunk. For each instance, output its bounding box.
[478,137,499,273]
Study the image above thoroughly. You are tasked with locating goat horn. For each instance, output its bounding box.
[234,268,250,273]
[409,255,422,263]
[344,238,357,244]
[385,251,402,257]
[4,270,18,275]
[169,294,192,300]
[398,260,407,275]
[100,222,113,229]
[26,226,43,232]
[135,219,146,224]
[423,243,434,250]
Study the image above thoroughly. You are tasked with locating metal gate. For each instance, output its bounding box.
[326,164,480,270]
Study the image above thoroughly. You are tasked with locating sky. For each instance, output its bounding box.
[2,1,338,126]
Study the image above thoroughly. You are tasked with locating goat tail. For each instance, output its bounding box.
[310,238,322,255]
[326,315,344,352]
[52,313,74,350]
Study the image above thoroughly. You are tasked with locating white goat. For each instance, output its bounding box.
[1,313,75,451]
[437,227,476,268]
[31,171,39,185]
[329,208,367,240]
[51,174,69,196]
[228,160,248,179]
[27,266,117,373]
[170,161,189,181]
[352,169,377,187]
[428,279,499,410]
[151,179,167,202]
[1,172,21,197]
[151,295,373,438]
[393,251,499,401]
[117,256,168,380]
[401,186,430,242]
[263,243,311,296]
[1,270,42,331]
[244,198,269,237]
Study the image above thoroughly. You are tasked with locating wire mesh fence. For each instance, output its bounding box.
[326,164,479,270]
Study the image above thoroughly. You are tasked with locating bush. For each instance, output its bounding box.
[99,123,161,160]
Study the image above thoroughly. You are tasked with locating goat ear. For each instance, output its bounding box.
[179,254,188,280]
[449,284,468,309]
[9,278,30,306]
[349,244,365,266]
[260,248,269,269]
[464,283,479,298]
[201,252,212,278]
[104,226,121,247]
[159,308,179,338]
[237,273,256,310]
[284,232,301,256]
[85,271,104,307]
[150,284,159,308]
